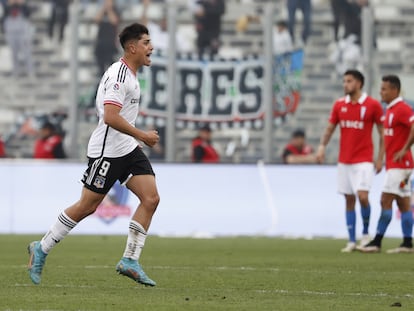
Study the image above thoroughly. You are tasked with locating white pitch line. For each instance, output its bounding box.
[12,283,413,300]
[10,264,414,276]
[255,289,413,299]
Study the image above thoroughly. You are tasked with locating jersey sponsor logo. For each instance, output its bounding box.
[93,181,132,224]
[384,128,394,136]
[340,120,364,129]
[131,98,139,104]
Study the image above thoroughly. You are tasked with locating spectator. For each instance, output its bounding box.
[286,0,312,45]
[330,0,349,42]
[330,34,363,76]
[33,122,66,159]
[93,0,120,77]
[141,1,192,53]
[190,0,225,58]
[3,0,35,78]
[282,129,316,164]
[48,0,71,43]
[89,0,120,107]
[0,135,6,157]
[273,21,293,55]
[331,0,370,45]
[191,124,219,163]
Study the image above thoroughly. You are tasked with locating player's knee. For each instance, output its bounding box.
[380,197,391,209]
[359,197,369,206]
[142,193,160,212]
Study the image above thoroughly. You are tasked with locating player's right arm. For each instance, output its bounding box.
[316,122,336,163]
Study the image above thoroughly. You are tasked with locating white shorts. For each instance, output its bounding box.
[337,162,374,195]
[383,169,413,197]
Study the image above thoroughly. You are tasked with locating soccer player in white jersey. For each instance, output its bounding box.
[359,75,414,253]
[316,69,384,253]
[27,23,160,286]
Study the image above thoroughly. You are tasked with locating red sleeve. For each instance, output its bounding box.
[400,104,414,126]
[328,101,340,124]
[0,140,5,157]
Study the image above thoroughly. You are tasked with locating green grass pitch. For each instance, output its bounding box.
[1,235,413,311]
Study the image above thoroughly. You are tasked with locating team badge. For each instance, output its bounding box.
[113,83,120,91]
[93,176,106,189]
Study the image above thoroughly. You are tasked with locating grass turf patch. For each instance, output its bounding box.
[0,235,413,311]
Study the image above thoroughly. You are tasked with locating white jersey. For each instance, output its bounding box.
[87,59,141,158]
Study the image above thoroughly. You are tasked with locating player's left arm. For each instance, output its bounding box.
[104,104,159,147]
[374,122,384,173]
[394,121,414,162]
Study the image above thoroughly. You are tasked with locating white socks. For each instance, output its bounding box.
[123,220,147,261]
[40,211,78,254]
[39,214,147,261]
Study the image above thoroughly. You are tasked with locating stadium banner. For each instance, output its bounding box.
[0,161,408,238]
[136,50,303,128]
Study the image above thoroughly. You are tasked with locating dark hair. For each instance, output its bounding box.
[292,128,305,138]
[119,23,149,49]
[41,122,55,131]
[382,74,401,91]
[277,21,287,28]
[199,124,211,132]
[344,69,365,88]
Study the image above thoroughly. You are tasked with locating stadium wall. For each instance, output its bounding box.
[0,161,407,238]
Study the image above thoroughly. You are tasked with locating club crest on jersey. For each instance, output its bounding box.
[341,107,347,113]
[113,83,120,91]
[360,106,366,120]
[93,176,106,189]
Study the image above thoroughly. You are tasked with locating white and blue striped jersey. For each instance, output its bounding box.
[87,58,141,158]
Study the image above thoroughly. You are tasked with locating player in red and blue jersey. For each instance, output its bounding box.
[360,75,414,253]
[317,69,384,252]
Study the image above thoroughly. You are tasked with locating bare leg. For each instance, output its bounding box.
[126,175,160,231]
[65,187,106,222]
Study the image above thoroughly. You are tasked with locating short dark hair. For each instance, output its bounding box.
[199,124,211,132]
[344,69,365,88]
[276,21,287,28]
[41,121,55,131]
[292,128,305,138]
[382,74,401,91]
[119,23,149,49]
